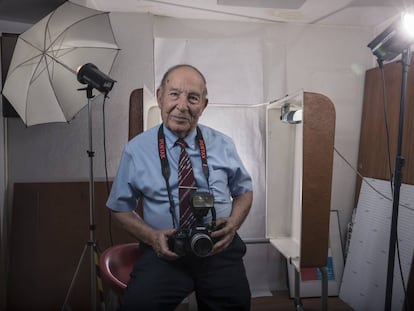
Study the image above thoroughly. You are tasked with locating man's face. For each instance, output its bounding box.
[157,66,208,138]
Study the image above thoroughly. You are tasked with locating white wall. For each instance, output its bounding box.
[0,20,31,34]
[1,13,376,294]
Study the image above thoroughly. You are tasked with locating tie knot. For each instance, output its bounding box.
[175,139,187,149]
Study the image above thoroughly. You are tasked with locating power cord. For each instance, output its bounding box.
[102,95,114,247]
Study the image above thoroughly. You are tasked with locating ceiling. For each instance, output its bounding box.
[0,0,411,27]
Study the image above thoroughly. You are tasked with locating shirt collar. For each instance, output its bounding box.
[163,124,197,150]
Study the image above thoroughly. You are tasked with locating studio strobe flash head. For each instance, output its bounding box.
[77,63,116,94]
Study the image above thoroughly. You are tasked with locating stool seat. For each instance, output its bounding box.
[100,243,141,297]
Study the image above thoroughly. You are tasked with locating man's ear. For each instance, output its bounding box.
[156,88,162,108]
[203,98,209,110]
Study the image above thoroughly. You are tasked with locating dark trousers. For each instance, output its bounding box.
[120,234,251,311]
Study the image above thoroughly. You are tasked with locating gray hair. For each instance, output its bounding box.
[158,64,208,98]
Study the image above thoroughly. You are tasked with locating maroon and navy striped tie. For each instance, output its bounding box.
[176,139,196,229]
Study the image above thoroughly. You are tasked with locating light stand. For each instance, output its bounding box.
[384,47,411,311]
[367,13,414,309]
[62,86,104,311]
[62,63,115,310]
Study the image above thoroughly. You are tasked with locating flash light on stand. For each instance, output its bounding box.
[77,63,116,94]
[368,12,414,62]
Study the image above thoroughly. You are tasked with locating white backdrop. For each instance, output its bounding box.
[200,104,267,239]
[154,37,264,104]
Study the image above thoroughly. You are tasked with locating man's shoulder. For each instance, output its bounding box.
[126,125,159,149]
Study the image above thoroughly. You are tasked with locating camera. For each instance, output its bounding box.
[168,192,217,257]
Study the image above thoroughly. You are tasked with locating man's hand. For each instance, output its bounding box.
[209,191,253,255]
[150,229,180,260]
[112,211,181,260]
[210,217,237,255]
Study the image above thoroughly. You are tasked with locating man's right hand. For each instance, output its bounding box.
[151,229,180,260]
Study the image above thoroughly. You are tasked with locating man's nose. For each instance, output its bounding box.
[176,94,189,110]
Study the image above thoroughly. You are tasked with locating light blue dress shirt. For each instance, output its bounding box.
[107,123,253,230]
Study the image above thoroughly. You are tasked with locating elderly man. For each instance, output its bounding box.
[107,64,253,310]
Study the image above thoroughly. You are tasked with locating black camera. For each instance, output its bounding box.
[168,192,217,257]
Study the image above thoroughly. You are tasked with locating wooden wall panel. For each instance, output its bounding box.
[129,88,144,140]
[301,92,335,268]
[129,88,144,217]
[356,57,414,200]
[7,182,135,310]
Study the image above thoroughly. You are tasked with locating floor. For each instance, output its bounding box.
[249,291,353,311]
[177,291,354,311]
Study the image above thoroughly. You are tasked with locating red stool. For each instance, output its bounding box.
[99,243,141,297]
[100,242,197,310]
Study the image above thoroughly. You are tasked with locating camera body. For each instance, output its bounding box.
[168,192,217,257]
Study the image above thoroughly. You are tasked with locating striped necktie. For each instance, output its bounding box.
[176,139,196,229]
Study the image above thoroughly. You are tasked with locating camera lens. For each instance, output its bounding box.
[191,233,213,257]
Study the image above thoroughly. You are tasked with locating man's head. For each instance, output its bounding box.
[157,64,209,138]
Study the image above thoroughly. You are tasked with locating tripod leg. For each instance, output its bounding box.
[90,243,97,310]
[93,243,106,311]
[62,244,89,311]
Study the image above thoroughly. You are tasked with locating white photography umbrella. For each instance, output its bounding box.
[2,1,119,126]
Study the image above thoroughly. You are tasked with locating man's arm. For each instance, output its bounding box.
[229,190,253,230]
[112,210,178,259]
[211,190,253,254]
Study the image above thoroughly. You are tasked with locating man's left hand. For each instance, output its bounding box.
[210,217,237,255]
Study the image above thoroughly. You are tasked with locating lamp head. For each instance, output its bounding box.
[280,103,302,124]
[368,12,414,61]
[77,63,116,94]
